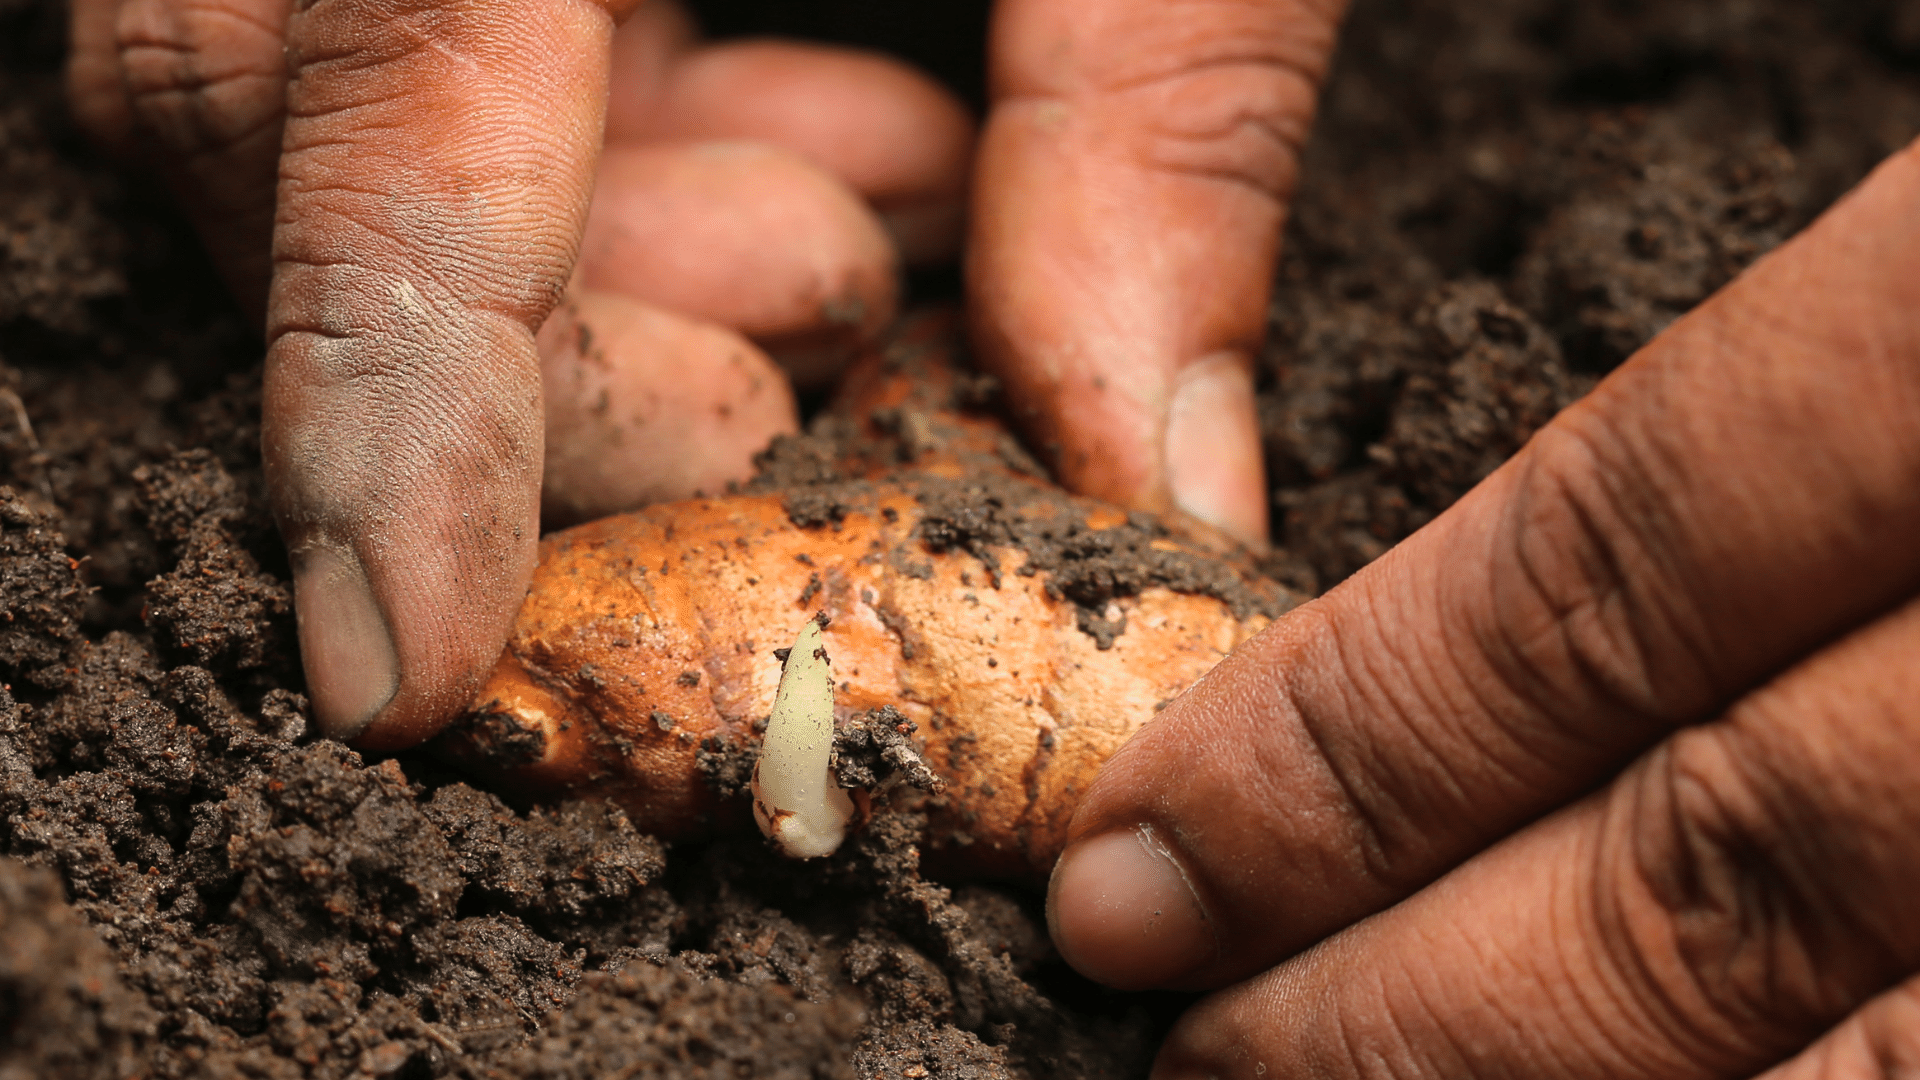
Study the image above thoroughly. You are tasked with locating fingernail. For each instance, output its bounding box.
[291,545,399,742]
[1165,353,1268,548]
[1047,823,1216,990]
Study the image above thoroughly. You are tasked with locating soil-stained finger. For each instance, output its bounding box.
[538,289,799,528]
[577,140,900,387]
[610,39,976,265]
[265,0,629,750]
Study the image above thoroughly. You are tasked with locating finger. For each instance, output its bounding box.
[537,289,798,528]
[67,0,135,156]
[265,0,637,750]
[969,0,1349,546]
[600,0,698,122]
[1154,591,1920,1080]
[575,140,900,387]
[1047,139,1920,990]
[612,38,976,265]
[1755,977,1920,1080]
[103,0,295,316]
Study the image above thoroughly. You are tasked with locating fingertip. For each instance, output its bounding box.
[267,311,547,756]
[1048,824,1218,991]
[538,290,800,525]
[290,544,397,743]
[968,326,1271,552]
[1166,352,1269,550]
[966,115,1278,544]
[622,37,976,250]
[578,140,899,387]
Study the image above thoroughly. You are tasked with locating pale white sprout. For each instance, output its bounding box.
[751,617,855,858]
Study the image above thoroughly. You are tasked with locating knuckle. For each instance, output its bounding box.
[1007,0,1340,205]
[1118,59,1318,203]
[1091,55,1322,204]
[272,179,572,332]
[1607,730,1866,1058]
[275,1,592,328]
[1279,604,1436,891]
[115,0,288,158]
[1490,407,1712,742]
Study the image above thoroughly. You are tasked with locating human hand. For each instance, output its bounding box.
[66,0,971,748]
[1046,139,1920,1077]
[66,0,1349,750]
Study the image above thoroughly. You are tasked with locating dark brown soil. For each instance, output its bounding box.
[1259,0,1920,588]
[4,0,1918,1077]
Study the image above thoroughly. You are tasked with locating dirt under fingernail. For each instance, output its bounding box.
[0,0,1910,1076]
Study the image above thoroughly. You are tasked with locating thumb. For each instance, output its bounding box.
[969,0,1348,547]
[265,0,634,749]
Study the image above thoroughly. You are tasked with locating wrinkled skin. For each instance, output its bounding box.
[70,0,1920,1076]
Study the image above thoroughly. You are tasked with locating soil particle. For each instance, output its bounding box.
[853,1019,1013,1079]
[0,80,122,335]
[1374,281,1580,510]
[751,425,862,529]
[421,786,673,959]
[1255,0,1920,589]
[0,487,84,686]
[1511,120,1799,371]
[443,704,549,769]
[206,748,466,981]
[833,813,1154,1077]
[783,485,852,530]
[135,449,295,674]
[833,705,944,795]
[696,733,760,800]
[758,423,1284,652]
